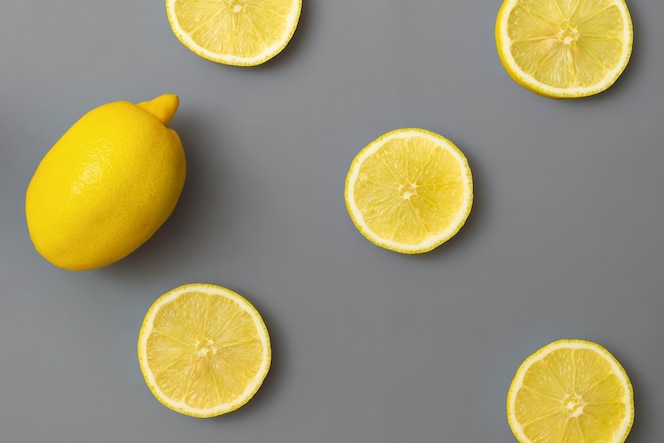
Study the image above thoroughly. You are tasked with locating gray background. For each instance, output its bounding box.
[1,1,662,441]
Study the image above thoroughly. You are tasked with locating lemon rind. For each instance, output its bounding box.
[345,128,473,254]
[137,283,271,418]
[506,339,634,443]
[495,0,633,98]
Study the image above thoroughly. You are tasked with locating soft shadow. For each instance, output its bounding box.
[557,0,642,105]
[225,0,313,72]
[97,109,232,280]
[408,140,489,261]
[620,358,651,441]
[209,288,288,422]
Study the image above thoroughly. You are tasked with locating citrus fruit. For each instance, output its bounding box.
[344,128,473,254]
[495,0,633,98]
[166,0,302,66]
[25,94,186,271]
[507,339,634,443]
[137,283,271,418]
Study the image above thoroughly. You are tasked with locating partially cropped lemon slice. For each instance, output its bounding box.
[344,128,473,254]
[137,283,271,417]
[495,0,633,98]
[507,339,634,443]
[166,0,302,66]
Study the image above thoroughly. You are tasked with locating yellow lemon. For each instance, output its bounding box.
[166,0,302,66]
[344,128,473,254]
[507,339,634,443]
[25,94,186,271]
[137,283,271,417]
[495,0,633,98]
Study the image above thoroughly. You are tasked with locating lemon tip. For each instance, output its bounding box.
[137,94,180,126]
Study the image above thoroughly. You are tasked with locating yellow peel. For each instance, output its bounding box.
[25,95,185,270]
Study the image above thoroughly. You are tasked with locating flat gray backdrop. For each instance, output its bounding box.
[1,1,662,442]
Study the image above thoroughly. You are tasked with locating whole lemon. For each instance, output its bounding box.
[25,94,186,271]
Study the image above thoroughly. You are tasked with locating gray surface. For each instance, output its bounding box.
[1,1,662,441]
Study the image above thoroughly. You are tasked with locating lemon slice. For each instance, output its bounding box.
[495,0,633,98]
[166,0,302,66]
[344,128,473,254]
[507,339,634,443]
[137,283,271,417]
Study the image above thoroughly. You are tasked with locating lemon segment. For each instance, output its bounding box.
[495,0,633,98]
[166,0,302,66]
[507,339,634,443]
[137,283,271,418]
[344,128,473,254]
[25,95,186,271]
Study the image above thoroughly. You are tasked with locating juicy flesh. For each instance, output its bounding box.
[146,291,265,410]
[507,0,627,88]
[173,0,293,58]
[514,347,630,442]
[353,136,466,245]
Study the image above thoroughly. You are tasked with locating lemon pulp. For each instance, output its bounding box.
[137,283,271,417]
[507,339,634,442]
[166,0,302,66]
[495,0,633,97]
[345,128,473,254]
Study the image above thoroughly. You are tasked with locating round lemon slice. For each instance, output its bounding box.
[166,0,302,66]
[137,283,271,417]
[495,0,633,98]
[507,339,634,443]
[344,128,473,254]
